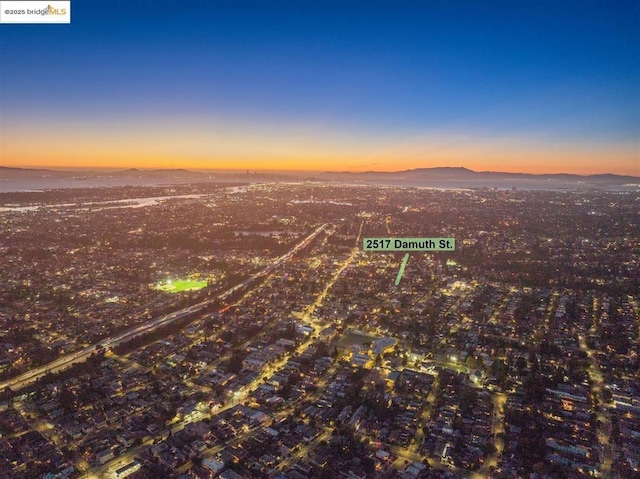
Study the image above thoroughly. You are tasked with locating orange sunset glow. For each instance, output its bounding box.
[1,1,638,178]
[2,119,638,175]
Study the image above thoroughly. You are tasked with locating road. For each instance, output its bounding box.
[578,332,613,478]
[0,224,328,393]
[90,229,360,477]
[90,222,362,477]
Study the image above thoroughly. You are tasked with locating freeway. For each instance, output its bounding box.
[91,222,358,477]
[0,223,329,393]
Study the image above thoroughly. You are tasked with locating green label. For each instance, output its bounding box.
[363,237,455,251]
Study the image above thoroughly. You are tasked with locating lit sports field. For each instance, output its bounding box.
[155,278,207,293]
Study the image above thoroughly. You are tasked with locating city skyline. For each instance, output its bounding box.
[1,1,638,175]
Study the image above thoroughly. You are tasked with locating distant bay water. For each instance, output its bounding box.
[0,176,230,193]
[0,173,638,193]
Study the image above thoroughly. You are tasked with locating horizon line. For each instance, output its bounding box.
[2,164,639,178]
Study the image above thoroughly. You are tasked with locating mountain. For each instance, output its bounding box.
[2,166,638,190]
[319,167,639,188]
[0,166,76,178]
[0,166,208,180]
[108,168,205,179]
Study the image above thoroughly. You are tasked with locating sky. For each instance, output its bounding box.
[1,0,638,175]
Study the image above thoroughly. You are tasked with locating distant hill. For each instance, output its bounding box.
[0,166,208,180]
[0,166,75,178]
[1,166,638,190]
[108,168,205,179]
[319,167,639,188]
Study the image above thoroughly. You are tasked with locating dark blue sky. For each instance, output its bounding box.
[1,0,638,173]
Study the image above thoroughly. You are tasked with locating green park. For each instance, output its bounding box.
[155,277,207,293]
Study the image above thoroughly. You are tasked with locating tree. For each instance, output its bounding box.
[515,356,527,373]
[226,349,246,374]
[59,387,76,413]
